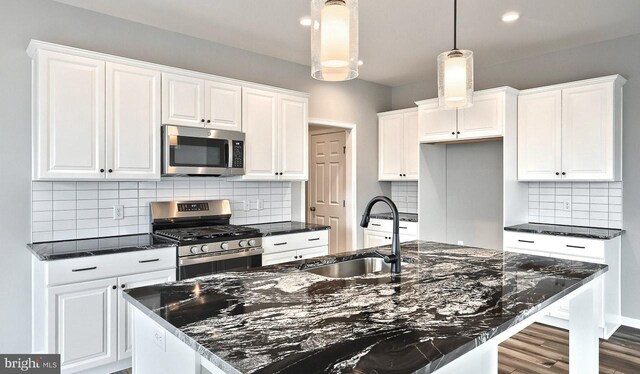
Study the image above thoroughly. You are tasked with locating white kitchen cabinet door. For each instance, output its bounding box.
[517,90,563,181]
[34,50,105,180]
[417,100,457,143]
[364,230,392,248]
[117,269,175,360]
[48,278,117,373]
[561,83,615,180]
[378,113,405,180]
[106,62,161,180]
[278,94,309,180]
[297,246,329,260]
[262,251,297,266]
[242,88,279,179]
[204,80,242,131]
[403,111,420,180]
[457,92,504,140]
[161,73,205,127]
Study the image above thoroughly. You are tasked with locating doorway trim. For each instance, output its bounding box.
[308,118,357,252]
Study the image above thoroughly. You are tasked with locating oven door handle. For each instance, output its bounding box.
[179,248,264,266]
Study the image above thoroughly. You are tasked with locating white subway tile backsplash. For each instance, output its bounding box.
[527,181,623,229]
[390,181,418,214]
[31,177,294,241]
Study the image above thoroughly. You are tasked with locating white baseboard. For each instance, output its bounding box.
[621,316,640,329]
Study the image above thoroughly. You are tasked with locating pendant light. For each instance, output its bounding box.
[311,0,359,81]
[438,0,473,109]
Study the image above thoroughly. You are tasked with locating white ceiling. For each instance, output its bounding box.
[52,0,640,87]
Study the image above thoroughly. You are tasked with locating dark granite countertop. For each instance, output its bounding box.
[124,241,606,374]
[504,223,624,240]
[370,212,419,222]
[28,234,177,261]
[246,221,330,236]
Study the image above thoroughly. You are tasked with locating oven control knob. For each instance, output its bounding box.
[220,242,229,250]
[248,239,257,247]
[239,240,248,248]
[189,246,199,254]
[201,245,209,253]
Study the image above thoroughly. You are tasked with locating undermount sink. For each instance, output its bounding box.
[304,257,390,278]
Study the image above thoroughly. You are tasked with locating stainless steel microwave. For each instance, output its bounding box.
[162,125,245,176]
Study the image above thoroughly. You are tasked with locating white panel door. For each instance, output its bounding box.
[35,50,105,180]
[517,90,563,180]
[378,113,405,180]
[106,62,161,180]
[242,88,278,179]
[457,92,504,139]
[262,251,297,266]
[309,132,346,254]
[297,246,329,260]
[48,278,117,373]
[117,269,175,360]
[161,73,204,127]
[204,80,242,131]
[417,101,457,143]
[363,230,392,248]
[561,83,614,180]
[403,110,420,180]
[279,94,309,180]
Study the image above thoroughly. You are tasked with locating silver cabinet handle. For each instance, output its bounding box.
[72,266,97,272]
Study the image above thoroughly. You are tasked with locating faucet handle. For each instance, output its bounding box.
[374,250,398,264]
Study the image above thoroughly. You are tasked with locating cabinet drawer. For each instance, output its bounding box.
[503,232,549,253]
[548,238,605,261]
[297,246,328,261]
[46,247,176,286]
[368,219,418,236]
[262,251,296,266]
[262,231,329,254]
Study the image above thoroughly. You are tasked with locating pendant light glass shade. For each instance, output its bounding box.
[437,49,473,109]
[311,0,359,81]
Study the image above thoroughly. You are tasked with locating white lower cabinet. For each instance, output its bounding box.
[503,231,621,339]
[33,248,176,373]
[261,231,329,266]
[363,218,419,248]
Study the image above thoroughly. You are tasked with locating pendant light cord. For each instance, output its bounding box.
[453,0,457,50]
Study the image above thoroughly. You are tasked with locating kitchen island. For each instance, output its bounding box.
[124,241,606,374]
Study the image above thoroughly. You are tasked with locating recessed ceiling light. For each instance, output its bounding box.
[299,17,311,27]
[358,60,364,66]
[501,12,520,23]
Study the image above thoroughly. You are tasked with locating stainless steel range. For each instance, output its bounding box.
[151,199,263,280]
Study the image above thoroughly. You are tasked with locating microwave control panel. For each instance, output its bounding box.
[232,141,244,168]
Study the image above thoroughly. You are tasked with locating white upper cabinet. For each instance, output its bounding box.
[378,113,405,180]
[518,76,625,181]
[33,50,106,180]
[106,62,161,180]
[417,99,457,142]
[279,94,309,180]
[416,87,516,144]
[161,73,205,127]
[243,87,309,181]
[518,90,563,180]
[204,80,242,131]
[378,108,420,181]
[378,109,420,181]
[162,72,242,131]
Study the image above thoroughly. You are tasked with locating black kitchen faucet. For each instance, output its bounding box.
[360,196,401,275]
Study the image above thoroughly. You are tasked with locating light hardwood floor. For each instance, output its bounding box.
[499,323,640,374]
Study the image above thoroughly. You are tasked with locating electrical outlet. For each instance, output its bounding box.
[457,240,464,246]
[256,199,264,211]
[113,205,124,220]
[558,196,571,212]
[152,326,166,351]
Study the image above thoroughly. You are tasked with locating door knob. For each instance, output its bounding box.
[310,207,316,212]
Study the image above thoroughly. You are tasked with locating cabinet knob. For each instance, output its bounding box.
[108,169,113,173]
[556,172,560,175]
[121,284,126,289]
[275,172,278,175]
[100,169,105,173]
[457,131,460,134]
[112,285,117,290]
[201,119,205,123]
[451,132,455,135]
[279,172,283,176]
[207,120,211,123]
[562,172,566,176]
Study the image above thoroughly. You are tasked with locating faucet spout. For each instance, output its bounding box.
[360,196,401,274]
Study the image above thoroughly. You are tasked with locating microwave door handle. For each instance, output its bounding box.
[225,141,230,167]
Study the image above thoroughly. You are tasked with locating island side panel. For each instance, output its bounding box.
[132,308,198,374]
[569,278,600,374]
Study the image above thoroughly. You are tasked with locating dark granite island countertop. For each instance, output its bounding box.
[504,223,624,240]
[370,212,419,222]
[246,221,330,236]
[124,241,606,374]
[27,234,177,261]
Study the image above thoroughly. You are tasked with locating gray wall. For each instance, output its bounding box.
[393,32,640,321]
[0,0,391,351]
